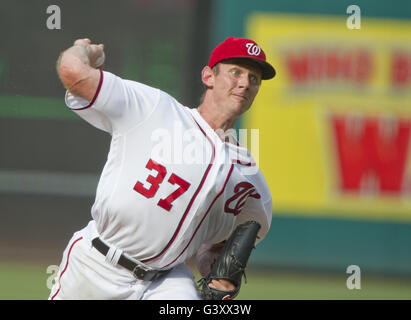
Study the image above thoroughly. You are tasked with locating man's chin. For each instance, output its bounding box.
[231,104,251,117]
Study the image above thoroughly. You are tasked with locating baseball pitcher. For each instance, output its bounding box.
[49,36,275,300]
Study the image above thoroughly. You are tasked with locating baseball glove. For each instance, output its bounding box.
[198,220,261,300]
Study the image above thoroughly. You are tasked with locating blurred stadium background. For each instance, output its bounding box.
[1,0,411,299]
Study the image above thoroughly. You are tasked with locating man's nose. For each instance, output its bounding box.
[237,74,250,89]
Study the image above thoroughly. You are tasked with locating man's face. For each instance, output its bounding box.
[211,59,262,115]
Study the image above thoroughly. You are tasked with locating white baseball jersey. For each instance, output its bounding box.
[65,70,272,270]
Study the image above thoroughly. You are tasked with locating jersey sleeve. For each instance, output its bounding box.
[65,70,161,134]
[233,172,273,246]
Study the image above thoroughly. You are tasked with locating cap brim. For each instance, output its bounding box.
[251,58,276,80]
[218,56,276,80]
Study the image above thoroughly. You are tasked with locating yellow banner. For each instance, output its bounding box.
[244,14,411,222]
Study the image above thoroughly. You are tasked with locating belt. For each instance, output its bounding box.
[91,237,170,281]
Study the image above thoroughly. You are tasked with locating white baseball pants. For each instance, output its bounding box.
[48,222,200,300]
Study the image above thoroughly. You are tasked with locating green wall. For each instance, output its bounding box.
[252,215,411,276]
[212,0,411,45]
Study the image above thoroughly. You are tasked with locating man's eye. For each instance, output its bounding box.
[250,75,259,84]
[231,69,240,76]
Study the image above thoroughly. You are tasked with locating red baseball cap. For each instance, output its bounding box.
[208,36,276,80]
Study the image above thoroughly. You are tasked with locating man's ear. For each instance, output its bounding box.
[201,66,215,88]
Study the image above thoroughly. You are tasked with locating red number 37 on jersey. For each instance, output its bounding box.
[133,159,191,212]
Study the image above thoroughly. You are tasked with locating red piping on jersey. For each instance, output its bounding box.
[141,117,215,264]
[161,163,235,269]
[74,69,104,110]
[51,237,83,300]
[232,159,256,166]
